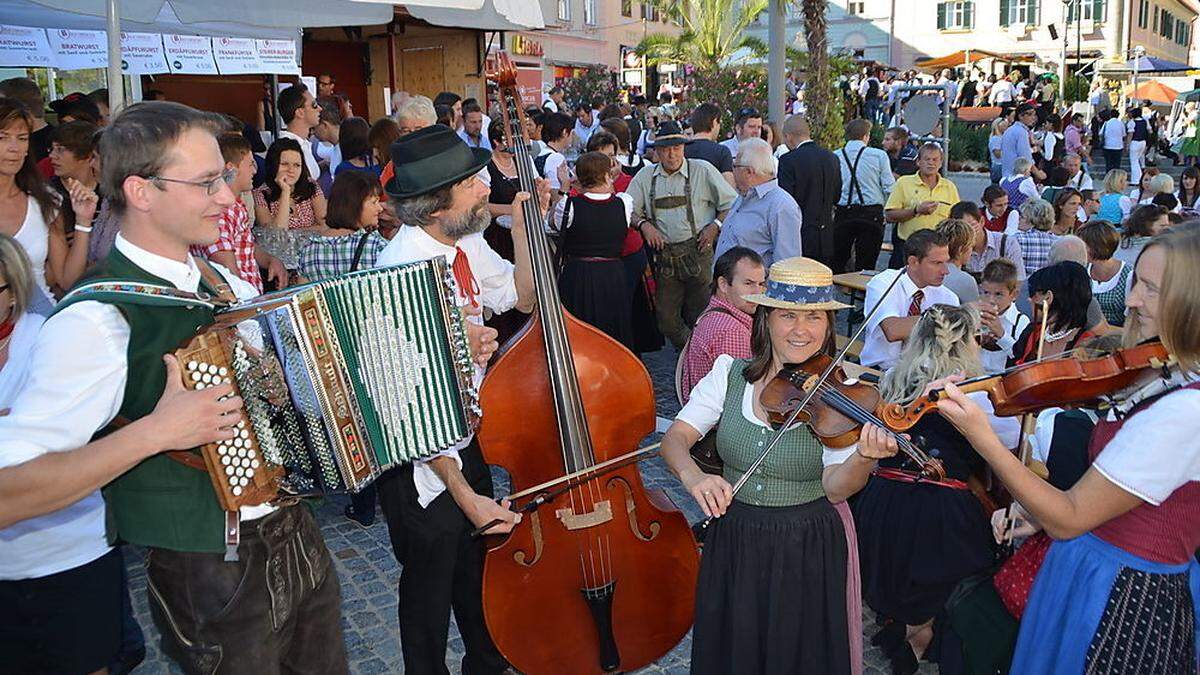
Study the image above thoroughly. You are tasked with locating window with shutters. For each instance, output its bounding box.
[584,0,596,24]
[1153,6,1159,32]
[848,1,866,15]
[937,1,975,29]
[1161,9,1174,38]
[1000,0,1040,26]
[1066,0,1106,22]
[558,0,571,21]
[622,0,632,16]
[1137,0,1149,27]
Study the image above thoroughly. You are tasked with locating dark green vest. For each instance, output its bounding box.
[57,248,229,552]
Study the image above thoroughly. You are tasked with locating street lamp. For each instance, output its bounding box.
[1131,44,1146,107]
[1059,0,1074,102]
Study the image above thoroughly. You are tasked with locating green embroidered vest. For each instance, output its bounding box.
[715,360,828,507]
[56,248,229,553]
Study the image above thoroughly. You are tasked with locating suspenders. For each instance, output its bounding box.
[840,145,869,206]
[648,160,699,240]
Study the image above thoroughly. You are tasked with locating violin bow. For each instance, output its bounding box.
[699,269,909,530]
[999,297,1050,555]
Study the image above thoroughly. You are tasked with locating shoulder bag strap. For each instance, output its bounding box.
[196,259,239,305]
[349,230,374,273]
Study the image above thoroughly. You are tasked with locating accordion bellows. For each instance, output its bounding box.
[176,259,480,511]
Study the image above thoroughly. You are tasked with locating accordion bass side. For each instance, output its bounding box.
[174,259,481,511]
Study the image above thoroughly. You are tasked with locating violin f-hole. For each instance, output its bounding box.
[511,510,544,567]
[607,476,661,542]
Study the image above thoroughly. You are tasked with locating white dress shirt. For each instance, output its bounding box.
[375,225,518,506]
[859,268,960,370]
[278,129,321,182]
[0,235,269,579]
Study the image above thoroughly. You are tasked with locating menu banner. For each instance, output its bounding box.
[46,29,107,70]
[0,25,54,68]
[213,37,263,75]
[121,32,168,74]
[255,39,299,75]
[163,34,217,75]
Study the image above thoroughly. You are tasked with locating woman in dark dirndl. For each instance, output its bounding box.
[852,304,1020,674]
[660,257,896,675]
[937,223,1200,674]
[551,151,635,350]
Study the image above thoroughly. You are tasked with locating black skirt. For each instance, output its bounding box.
[692,498,852,675]
[620,248,663,353]
[558,258,635,351]
[852,476,995,626]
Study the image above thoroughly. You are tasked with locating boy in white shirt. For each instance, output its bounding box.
[978,259,1030,373]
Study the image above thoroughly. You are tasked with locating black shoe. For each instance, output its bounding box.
[889,644,919,675]
[344,504,375,528]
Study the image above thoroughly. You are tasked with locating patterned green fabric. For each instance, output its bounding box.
[715,359,828,507]
[57,248,231,553]
[1094,262,1133,327]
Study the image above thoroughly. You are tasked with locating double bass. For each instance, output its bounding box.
[476,53,700,674]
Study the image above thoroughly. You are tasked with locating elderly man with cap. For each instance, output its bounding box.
[627,120,739,349]
[373,123,543,674]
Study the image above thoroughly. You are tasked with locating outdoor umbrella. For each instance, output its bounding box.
[1125,56,1192,73]
[1125,80,1180,104]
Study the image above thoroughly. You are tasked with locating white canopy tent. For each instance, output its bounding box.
[14,0,497,111]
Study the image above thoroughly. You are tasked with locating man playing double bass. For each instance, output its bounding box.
[373,124,542,674]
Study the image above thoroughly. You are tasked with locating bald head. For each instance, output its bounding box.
[1048,235,1088,265]
[782,115,811,148]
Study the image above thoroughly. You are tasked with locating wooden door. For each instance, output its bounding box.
[401,46,445,99]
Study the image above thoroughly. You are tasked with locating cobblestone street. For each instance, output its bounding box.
[126,344,926,673]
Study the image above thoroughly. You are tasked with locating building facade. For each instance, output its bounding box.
[743,0,1196,73]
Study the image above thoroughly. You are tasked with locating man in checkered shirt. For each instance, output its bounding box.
[190,132,285,291]
[678,247,766,403]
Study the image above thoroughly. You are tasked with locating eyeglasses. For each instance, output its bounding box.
[148,168,236,196]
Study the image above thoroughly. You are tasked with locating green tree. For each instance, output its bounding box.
[561,65,618,108]
[636,0,771,66]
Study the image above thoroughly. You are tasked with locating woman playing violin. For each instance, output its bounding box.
[853,305,1020,675]
[937,223,1200,674]
[661,257,896,675]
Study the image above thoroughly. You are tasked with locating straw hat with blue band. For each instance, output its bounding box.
[743,257,851,311]
[384,124,492,200]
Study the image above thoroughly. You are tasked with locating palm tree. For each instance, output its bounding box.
[636,0,771,66]
[800,0,831,135]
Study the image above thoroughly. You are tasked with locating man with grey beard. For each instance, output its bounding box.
[373,124,539,674]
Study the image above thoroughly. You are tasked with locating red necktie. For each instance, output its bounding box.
[452,247,481,309]
[907,289,925,317]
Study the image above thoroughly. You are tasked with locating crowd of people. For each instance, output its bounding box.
[0,62,1196,675]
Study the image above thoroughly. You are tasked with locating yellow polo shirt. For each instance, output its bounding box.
[884,173,961,240]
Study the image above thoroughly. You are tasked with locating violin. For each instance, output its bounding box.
[760,353,948,481]
[879,342,1174,430]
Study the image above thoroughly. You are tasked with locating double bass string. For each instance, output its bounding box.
[505,100,615,592]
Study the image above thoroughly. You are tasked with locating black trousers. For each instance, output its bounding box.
[0,548,123,675]
[832,204,885,273]
[1104,148,1123,175]
[377,440,509,675]
[146,505,347,675]
[887,226,907,270]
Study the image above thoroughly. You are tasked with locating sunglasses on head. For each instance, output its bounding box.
[737,108,760,119]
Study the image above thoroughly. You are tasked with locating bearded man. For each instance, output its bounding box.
[373,124,540,674]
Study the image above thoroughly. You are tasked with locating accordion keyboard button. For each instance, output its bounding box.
[221,455,231,465]
[187,360,198,371]
[250,459,260,469]
[218,367,228,376]
[239,429,249,439]
[246,468,255,478]
[232,486,243,496]
[225,465,235,476]
[196,382,206,390]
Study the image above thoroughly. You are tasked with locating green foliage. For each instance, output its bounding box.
[811,77,845,150]
[561,65,618,109]
[637,0,770,66]
[1062,74,1090,104]
[948,119,990,164]
[687,65,767,132]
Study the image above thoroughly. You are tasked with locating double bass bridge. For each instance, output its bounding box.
[555,500,613,530]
